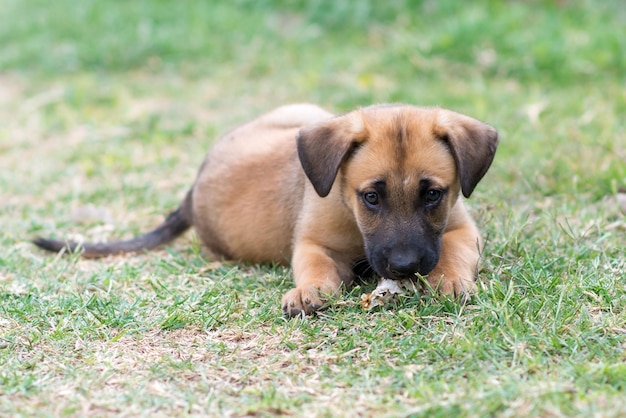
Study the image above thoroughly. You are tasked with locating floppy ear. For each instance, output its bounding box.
[297,113,366,197]
[434,110,499,198]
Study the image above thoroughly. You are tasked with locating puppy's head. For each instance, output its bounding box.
[297,105,498,280]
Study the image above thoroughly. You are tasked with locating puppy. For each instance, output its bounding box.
[34,104,498,317]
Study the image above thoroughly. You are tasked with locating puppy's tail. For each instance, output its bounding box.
[33,190,193,258]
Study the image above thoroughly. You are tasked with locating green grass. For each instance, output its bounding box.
[1,0,625,416]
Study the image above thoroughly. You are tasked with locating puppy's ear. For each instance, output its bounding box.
[434,110,499,198]
[297,113,366,197]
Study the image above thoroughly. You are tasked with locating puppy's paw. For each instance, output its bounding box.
[427,273,477,302]
[281,286,326,317]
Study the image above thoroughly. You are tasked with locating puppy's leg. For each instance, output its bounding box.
[282,240,353,317]
[426,216,481,299]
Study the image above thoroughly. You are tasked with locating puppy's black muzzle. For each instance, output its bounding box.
[367,241,440,281]
[385,247,439,280]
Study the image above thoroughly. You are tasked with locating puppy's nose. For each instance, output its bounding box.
[388,252,420,277]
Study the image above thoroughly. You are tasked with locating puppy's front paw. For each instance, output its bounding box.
[281,286,326,317]
[427,273,477,302]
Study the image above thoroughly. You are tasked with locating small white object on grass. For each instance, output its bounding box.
[361,277,418,310]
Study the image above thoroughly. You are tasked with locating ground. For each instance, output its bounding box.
[1,1,625,417]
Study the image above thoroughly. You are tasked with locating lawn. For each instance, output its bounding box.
[1,0,625,416]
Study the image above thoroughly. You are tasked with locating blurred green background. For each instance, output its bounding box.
[1,0,624,200]
[1,1,626,416]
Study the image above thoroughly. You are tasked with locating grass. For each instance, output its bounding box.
[1,0,625,416]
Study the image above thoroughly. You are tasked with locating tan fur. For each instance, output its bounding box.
[35,103,498,317]
[192,104,333,263]
[190,104,497,316]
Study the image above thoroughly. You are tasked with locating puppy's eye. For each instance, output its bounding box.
[425,189,442,204]
[363,191,379,206]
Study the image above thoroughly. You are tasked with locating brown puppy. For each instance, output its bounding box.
[34,104,498,317]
